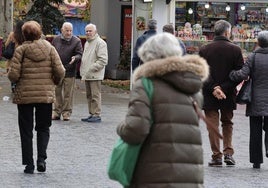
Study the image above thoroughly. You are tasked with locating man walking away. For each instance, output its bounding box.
[199,20,244,167]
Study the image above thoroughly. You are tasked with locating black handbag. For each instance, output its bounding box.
[236,79,252,104]
[236,53,255,105]
[2,42,15,59]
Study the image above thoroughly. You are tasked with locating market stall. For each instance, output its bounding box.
[175,2,267,57]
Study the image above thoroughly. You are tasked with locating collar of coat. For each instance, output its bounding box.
[60,34,73,41]
[87,33,99,42]
[213,36,231,42]
[132,55,209,84]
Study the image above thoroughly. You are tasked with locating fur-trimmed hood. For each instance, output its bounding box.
[133,54,209,94]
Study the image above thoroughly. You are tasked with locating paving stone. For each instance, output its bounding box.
[1,69,268,187]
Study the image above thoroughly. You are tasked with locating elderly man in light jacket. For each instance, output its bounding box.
[80,23,108,123]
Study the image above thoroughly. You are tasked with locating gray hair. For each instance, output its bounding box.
[214,20,231,36]
[162,24,174,34]
[148,19,157,30]
[62,22,73,29]
[138,33,182,62]
[257,31,268,48]
[85,23,97,31]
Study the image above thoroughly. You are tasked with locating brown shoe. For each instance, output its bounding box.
[52,115,60,120]
[208,158,222,166]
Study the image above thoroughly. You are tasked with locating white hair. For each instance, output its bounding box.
[62,22,73,29]
[138,33,182,63]
[257,31,268,48]
[85,23,97,31]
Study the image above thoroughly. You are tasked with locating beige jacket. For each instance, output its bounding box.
[80,34,108,80]
[8,39,65,104]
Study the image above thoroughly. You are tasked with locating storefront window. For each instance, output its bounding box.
[175,1,268,57]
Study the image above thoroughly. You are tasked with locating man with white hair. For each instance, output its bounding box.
[52,22,83,121]
[80,23,108,123]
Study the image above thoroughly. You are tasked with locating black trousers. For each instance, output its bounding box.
[249,116,268,164]
[17,103,52,165]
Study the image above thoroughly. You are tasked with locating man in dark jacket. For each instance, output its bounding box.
[199,20,244,167]
[131,19,157,71]
[52,22,83,121]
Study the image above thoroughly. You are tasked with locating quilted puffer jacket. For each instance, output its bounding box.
[8,39,65,104]
[117,55,209,188]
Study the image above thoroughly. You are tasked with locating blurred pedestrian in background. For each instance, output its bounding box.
[162,23,187,55]
[7,20,65,174]
[131,19,157,71]
[4,20,24,93]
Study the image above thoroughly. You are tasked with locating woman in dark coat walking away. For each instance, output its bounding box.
[229,31,268,169]
[117,33,209,187]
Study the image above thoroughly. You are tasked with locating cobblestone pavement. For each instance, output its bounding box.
[1,70,268,188]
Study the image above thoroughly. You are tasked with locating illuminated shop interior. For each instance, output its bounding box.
[174,1,268,55]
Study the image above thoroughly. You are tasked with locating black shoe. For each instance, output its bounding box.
[24,165,34,174]
[37,160,46,172]
[208,158,222,166]
[86,116,101,123]
[253,163,260,169]
[224,154,236,165]
[81,115,93,122]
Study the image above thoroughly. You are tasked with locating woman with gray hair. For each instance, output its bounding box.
[229,31,268,169]
[116,33,209,187]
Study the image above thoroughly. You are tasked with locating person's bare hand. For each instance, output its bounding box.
[69,56,75,64]
[213,86,226,100]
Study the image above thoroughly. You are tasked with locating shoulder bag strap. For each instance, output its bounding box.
[141,77,154,126]
[141,77,153,101]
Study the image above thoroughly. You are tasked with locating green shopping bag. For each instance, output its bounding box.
[107,138,142,186]
[107,77,153,187]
